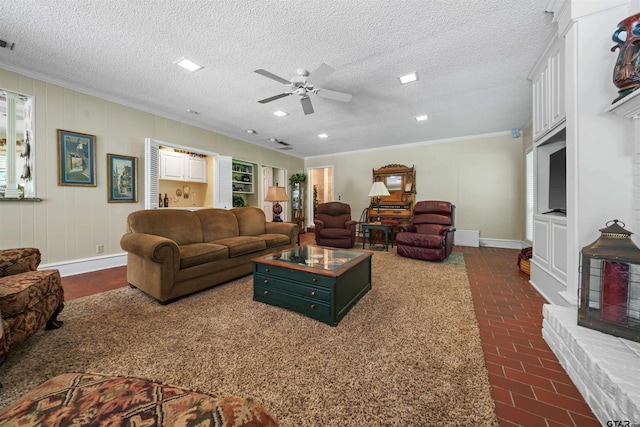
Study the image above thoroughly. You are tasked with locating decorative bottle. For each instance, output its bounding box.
[163,193,169,208]
[158,194,163,208]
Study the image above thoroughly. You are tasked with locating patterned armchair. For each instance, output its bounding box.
[0,248,64,364]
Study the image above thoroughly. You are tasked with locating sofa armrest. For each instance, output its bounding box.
[265,222,299,244]
[440,226,456,236]
[0,248,41,277]
[120,233,180,266]
[313,219,325,232]
[345,220,357,230]
[398,225,417,233]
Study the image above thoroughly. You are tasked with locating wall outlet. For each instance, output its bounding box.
[96,244,104,254]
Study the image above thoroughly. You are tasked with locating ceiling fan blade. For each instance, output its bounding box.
[254,69,291,85]
[258,92,291,104]
[306,63,335,86]
[300,96,314,115]
[315,88,352,102]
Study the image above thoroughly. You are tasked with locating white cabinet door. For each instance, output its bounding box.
[159,150,185,181]
[186,156,207,182]
[548,42,565,130]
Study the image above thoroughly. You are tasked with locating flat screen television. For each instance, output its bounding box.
[547,147,566,214]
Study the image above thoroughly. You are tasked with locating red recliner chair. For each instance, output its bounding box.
[395,201,456,261]
[314,202,357,248]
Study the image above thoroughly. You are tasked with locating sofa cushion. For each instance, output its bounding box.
[318,228,352,239]
[127,209,204,246]
[212,236,267,257]
[179,243,229,269]
[255,234,291,248]
[0,270,62,318]
[395,232,444,248]
[232,207,267,236]
[0,372,279,427]
[0,248,41,277]
[195,209,240,241]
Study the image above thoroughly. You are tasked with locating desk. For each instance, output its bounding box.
[361,223,394,251]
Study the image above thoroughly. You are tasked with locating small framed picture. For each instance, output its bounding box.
[107,153,138,203]
[57,129,97,186]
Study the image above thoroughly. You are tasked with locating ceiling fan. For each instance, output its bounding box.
[254,63,352,115]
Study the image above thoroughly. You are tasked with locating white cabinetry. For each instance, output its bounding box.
[159,150,185,181]
[532,38,565,142]
[159,150,207,182]
[186,156,207,183]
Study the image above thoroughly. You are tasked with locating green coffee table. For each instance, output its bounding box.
[252,245,372,326]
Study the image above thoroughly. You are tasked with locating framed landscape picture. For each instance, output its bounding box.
[57,129,97,186]
[107,153,138,203]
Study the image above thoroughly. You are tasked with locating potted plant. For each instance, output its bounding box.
[289,173,307,186]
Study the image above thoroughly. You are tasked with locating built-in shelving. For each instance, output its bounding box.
[232,160,254,194]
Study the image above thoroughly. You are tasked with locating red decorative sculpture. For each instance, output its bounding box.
[612,13,640,102]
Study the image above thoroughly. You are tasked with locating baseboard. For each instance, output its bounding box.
[40,253,127,277]
[479,238,526,249]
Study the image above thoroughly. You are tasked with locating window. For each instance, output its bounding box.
[0,89,35,199]
[526,148,534,242]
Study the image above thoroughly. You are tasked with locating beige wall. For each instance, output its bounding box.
[0,68,303,264]
[305,132,525,241]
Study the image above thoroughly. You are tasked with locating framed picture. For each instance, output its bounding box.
[57,129,97,186]
[107,154,138,203]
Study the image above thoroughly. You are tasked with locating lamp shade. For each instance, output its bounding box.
[368,182,390,198]
[265,186,288,202]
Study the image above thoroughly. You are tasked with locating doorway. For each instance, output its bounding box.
[307,166,333,228]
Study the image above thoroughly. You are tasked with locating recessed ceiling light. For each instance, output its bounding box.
[187,109,199,114]
[318,133,328,139]
[269,138,278,142]
[399,72,419,85]
[415,114,429,122]
[174,57,203,72]
[246,129,257,134]
[273,110,288,117]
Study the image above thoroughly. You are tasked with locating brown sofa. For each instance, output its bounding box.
[120,207,298,304]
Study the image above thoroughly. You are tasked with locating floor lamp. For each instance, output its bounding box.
[367,181,390,222]
[265,184,288,222]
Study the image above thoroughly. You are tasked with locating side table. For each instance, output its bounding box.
[361,223,395,251]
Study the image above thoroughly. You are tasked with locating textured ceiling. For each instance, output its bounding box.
[0,0,555,158]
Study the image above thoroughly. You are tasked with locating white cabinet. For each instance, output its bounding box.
[159,150,185,180]
[532,38,565,141]
[186,156,207,182]
[160,150,207,182]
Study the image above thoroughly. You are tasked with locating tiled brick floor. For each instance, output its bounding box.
[458,246,600,426]
[61,238,600,426]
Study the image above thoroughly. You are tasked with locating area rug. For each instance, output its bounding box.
[0,251,498,426]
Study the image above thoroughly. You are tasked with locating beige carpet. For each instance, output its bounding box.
[0,250,498,426]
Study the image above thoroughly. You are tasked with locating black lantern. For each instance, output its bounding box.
[579,220,640,342]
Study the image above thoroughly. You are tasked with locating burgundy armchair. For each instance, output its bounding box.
[395,201,456,261]
[314,202,357,248]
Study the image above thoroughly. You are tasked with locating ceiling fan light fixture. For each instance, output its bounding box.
[174,57,203,72]
[399,72,419,85]
[273,110,288,117]
[318,133,328,138]
[415,114,429,122]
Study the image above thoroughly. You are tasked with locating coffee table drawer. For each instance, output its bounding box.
[254,284,331,321]
[254,274,331,302]
[254,263,333,287]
